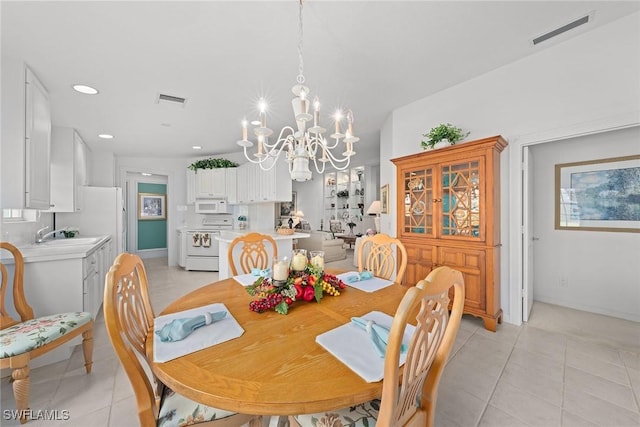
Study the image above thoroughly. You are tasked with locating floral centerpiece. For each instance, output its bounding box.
[246,263,346,314]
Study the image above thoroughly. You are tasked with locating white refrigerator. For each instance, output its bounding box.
[56,186,125,263]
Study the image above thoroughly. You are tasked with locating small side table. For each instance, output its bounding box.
[336,234,357,249]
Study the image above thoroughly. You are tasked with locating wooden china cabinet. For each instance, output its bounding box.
[391,135,507,331]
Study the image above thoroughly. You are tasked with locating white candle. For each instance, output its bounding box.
[291,253,307,271]
[242,120,248,141]
[259,99,267,128]
[334,111,342,134]
[273,260,289,281]
[257,135,264,155]
[311,255,324,271]
[313,97,320,127]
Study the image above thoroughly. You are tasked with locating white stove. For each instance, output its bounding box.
[182,215,233,271]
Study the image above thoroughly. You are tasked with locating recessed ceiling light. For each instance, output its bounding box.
[72,84,99,95]
[98,134,114,139]
[141,173,152,177]
[160,123,172,127]
[192,146,202,150]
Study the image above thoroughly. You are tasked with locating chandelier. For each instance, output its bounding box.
[237,0,359,182]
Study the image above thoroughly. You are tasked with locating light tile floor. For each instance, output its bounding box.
[2,254,639,427]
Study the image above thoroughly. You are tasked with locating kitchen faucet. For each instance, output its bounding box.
[35,226,65,243]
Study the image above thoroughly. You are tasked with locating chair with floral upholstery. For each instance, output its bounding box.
[0,242,94,424]
[357,233,408,284]
[227,232,278,276]
[289,266,465,427]
[104,252,262,427]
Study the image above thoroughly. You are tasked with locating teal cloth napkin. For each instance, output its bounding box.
[251,267,271,277]
[155,311,227,342]
[351,316,407,357]
[345,271,373,283]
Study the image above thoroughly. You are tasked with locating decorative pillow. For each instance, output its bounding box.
[329,220,343,234]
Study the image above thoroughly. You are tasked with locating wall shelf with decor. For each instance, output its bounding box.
[391,135,507,331]
[323,166,367,233]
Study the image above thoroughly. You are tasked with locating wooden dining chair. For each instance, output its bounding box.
[289,266,465,427]
[0,242,94,424]
[104,252,262,427]
[227,232,278,276]
[357,233,408,284]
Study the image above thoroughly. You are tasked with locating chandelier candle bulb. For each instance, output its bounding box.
[242,120,248,141]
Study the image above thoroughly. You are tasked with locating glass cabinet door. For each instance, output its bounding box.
[401,167,435,236]
[440,158,483,238]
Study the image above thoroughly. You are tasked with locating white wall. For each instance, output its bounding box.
[381,12,640,324]
[531,127,640,321]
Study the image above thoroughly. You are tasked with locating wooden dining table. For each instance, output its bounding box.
[147,271,409,416]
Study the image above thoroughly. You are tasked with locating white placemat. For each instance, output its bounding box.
[315,311,415,383]
[233,273,259,287]
[337,272,395,292]
[153,303,244,363]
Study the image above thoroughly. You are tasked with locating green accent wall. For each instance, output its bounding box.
[138,183,167,250]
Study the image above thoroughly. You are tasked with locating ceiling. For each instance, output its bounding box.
[3,1,639,160]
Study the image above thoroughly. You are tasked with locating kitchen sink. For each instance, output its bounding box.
[37,237,102,246]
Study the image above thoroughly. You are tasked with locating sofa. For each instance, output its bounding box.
[296,231,347,263]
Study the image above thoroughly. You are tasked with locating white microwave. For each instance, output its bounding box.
[195,199,228,214]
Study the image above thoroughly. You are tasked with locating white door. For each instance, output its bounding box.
[522,146,535,321]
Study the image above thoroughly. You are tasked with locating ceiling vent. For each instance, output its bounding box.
[532,13,592,46]
[156,93,188,107]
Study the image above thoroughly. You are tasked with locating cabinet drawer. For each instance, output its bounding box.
[83,252,98,278]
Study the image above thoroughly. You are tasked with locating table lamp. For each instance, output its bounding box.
[366,200,382,233]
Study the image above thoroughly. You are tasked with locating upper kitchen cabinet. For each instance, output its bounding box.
[1,65,51,209]
[186,167,237,204]
[233,161,292,204]
[47,127,90,212]
[195,168,227,198]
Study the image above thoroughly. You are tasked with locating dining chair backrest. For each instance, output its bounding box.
[357,233,408,283]
[1,242,94,424]
[227,232,278,276]
[105,253,263,427]
[0,242,34,328]
[377,266,465,427]
[104,252,159,426]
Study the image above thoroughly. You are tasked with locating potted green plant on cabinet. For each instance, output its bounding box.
[421,123,469,150]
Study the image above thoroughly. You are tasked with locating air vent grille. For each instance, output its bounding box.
[532,14,591,46]
[156,93,187,106]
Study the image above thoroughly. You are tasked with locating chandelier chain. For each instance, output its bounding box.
[297,0,305,84]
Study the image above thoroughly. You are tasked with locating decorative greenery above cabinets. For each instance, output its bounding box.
[421,123,470,150]
[188,157,238,171]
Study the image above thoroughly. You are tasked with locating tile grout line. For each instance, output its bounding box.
[472,324,526,427]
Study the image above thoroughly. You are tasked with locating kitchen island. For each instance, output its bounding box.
[216,230,309,280]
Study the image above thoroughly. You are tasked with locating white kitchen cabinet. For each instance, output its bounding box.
[195,168,226,198]
[22,238,111,320]
[24,67,52,209]
[231,162,292,204]
[48,127,89,212]
[226,168,238,204]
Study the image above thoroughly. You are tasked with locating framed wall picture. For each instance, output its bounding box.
[380,184,389,214]
[555,155,640,232]
[279,191,297,218]
[138,193,167,220]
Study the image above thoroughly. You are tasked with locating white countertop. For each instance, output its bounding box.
[216,230,310,243]
[6,235,112,263]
